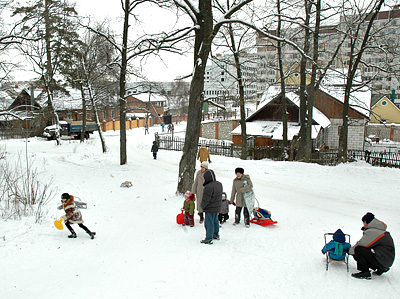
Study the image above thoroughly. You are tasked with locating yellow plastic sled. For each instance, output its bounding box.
[54,217,64,230]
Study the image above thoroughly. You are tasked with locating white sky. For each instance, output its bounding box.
[74,0,194,82]
[7,0,193,82]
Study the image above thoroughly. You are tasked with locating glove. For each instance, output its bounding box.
[208,159,211,163]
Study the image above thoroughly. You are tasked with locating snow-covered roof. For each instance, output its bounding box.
[132,93,166,103]
[126,112,148,119]
[36,88,84,110]
[231,121,321,140]
[319,69,371,117]
[257,87,331,128]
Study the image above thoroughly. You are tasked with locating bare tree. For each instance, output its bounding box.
[12,0,81,145]
[168,0,253,194]
[337,0,385,162]
[63,24,118,152]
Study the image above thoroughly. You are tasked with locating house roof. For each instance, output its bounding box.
[131,93,167,103]
[231,121,321,140]
[319,69,371,117]
[370,95,400,124]
[257,86,331,128]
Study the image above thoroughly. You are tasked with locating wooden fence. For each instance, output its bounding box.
[157,135,400,168]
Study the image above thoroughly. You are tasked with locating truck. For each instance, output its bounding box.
[43,120,97,140]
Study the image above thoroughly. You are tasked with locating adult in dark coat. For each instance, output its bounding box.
[350,212,395,279]
[200,169,223,244]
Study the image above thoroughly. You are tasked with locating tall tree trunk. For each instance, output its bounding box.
[87,84,107,153]
[44,0,60,145]
[305,0,321,160]
[277,0,287,155]
[80,84,87,143]
[119,0,129,165]
[228,24,247,160]
[296,0,312,161]
[338,0,384,162]
[177,0,213,194]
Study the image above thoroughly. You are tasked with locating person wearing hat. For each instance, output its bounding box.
[191,161,209,223]
[182,190,195,227]
[59,193,96,239]
[230,167,253,227]
[349,212,395,279]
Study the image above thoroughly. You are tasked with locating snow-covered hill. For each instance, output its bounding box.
[1,123,399,298]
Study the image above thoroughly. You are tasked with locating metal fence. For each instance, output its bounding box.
[157,135,400,168]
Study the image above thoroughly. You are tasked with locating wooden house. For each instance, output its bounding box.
[232,86,370,150]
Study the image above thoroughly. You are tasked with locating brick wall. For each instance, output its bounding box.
[325,118,366,150]
[366,124,400,142]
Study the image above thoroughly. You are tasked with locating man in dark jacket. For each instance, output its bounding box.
[201,169,223,244]
[350,212,395,279]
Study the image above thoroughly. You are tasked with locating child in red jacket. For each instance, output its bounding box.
[182,190,195,227]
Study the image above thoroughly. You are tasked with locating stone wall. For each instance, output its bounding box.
[201,120,238,141]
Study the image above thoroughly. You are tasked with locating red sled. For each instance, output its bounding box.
[250,218,277,226]
[176,209,184,225]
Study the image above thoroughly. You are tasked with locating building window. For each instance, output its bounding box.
[382,100,387,106]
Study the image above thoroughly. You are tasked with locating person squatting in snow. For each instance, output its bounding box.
[349,212,395,279]
[218,192,230,225]
[230,167,253,227]
[200,169,223,245]
[182,190,195,227]
[59,193,96,239]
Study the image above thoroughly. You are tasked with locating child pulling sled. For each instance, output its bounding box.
[59,193,96,239]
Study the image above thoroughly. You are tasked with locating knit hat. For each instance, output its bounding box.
[61,193,70,200]
[333,228,345,243]
[184,190,192,200]
[200,161,209,169]
[362,212,375,224]
[235,167,244,174]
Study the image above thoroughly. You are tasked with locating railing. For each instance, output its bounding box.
[157,134,400,168]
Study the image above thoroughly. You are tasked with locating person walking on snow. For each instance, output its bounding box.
[349,212,395,279]
[201,169,223,244]
[191,161,208,223]
[197,145,210,163]
[182,190,195,227]
[230,167,253,227]
[151,141,159,159]
[59,193,95,239]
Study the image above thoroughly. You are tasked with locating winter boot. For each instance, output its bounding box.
[373,267,390,276]
[199,212,204,224]
[68,232,77,238]
[200,239,213,245]
[234,207,241,225]
[351,271,371,279]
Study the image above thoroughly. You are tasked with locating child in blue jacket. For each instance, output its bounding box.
[322,228,351,260]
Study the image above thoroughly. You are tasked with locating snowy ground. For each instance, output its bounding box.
[1,123,399,298]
